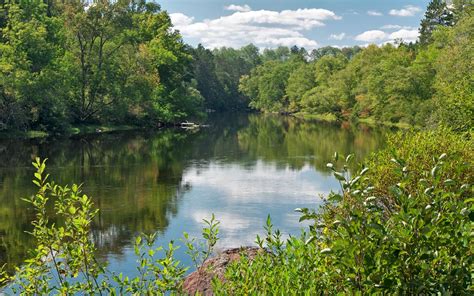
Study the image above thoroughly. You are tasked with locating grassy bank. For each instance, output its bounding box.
[294,112,416,129]
[357,117,415,129]
[293,112,339,123]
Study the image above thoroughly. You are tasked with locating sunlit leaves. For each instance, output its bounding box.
[216,128,473,294]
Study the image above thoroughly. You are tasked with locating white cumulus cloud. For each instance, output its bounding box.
[224,4,252,12]
[171,8,341,49]
[389,5,422,17]
[380,24,417,30]
[329,33,346,40]
[367,10,383,16]
[355,30,387,42]
[389,29,419,42]
[169,13,194,27]
[354,28,419,44]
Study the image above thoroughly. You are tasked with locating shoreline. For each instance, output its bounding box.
[292,112,416,129]
[0,124,141,140]
[0,112,418,140]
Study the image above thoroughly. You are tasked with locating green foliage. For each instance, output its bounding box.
[1,158,221,295]
[183,214,220,272]
[213,129,473,294]
[124,234,186,294]
[419,0,454,45]
[191,45,226,110]
[286,63,316,112]
[367,128,473,208]
[0,0,204,132]
[240,57,304,113]
[300,54,349,117]
[238,2,473,130]
[2,1,473,132]
[0,1,67,132]
[6,158,104,294]
[310,45,362,61]
[190,44,261,111]
[431,13,474,131]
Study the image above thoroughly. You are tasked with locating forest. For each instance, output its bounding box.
[1,0,472,134]
[1,0,203,133]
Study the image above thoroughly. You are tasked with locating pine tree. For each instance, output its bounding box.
[419,0,454,45]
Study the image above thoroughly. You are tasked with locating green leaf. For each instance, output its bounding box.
[365,196,377,203]
[424,187,434,195]
[305,236,316,245]
[328,193,343,202]
[68,206,76,215]
[390,158,402,167]
[431,165,441,178]
[345,154,354,163]
[333,172,346,181]
[443,179,455,186]
[320,248,332,254]
[135,236,142,246]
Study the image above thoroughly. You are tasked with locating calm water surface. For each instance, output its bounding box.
[0,113,390,276]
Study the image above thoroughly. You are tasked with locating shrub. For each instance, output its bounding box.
[215,129,473,294]
[367,128,472,212]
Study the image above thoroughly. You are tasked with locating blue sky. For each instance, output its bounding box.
[159,0,431,49]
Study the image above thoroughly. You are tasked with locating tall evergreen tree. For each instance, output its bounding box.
[419,0,454,45]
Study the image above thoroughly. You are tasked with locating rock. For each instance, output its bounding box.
[182,247,262,295]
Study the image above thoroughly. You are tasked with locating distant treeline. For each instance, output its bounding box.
[235,1,473,129]
[190,45,362,112]
[1,0,472,133]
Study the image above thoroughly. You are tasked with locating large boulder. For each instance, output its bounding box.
[182,247,262,295]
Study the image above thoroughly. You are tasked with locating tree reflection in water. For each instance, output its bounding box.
[0,113,390,272]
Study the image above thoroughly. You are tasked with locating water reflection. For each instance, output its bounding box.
[0,113,389,273]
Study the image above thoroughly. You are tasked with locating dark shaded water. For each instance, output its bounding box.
[0,113,390,276]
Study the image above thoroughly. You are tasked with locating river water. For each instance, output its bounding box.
[0,113,390,277]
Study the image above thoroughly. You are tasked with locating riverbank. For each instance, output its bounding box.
[0,124,139,139]
[0,112,416,140]
[293,112,415,129]
[292,112,338,123]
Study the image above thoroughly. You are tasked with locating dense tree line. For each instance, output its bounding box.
[1,0,472,133]
[239,1,473,129]
[189,44,361,112]
[0,0,204,133]
[189,44,261,111]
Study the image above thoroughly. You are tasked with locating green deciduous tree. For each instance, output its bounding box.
[0,1,67,131]
[285,63,316,112]
[240,56,304,113]
[432,11,474,130]
[1,0,205,132]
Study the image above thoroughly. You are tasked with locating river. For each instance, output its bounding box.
[0,113,390,277]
